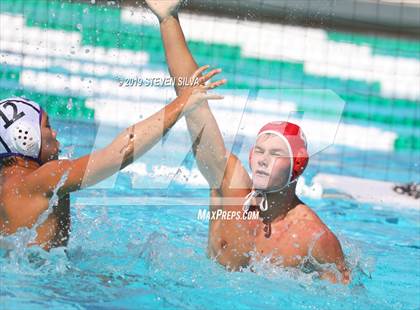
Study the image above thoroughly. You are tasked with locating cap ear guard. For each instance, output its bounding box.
[9,121,41,157]
[291,147,309,181]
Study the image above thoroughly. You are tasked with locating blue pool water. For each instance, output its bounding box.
[0,119,419,310]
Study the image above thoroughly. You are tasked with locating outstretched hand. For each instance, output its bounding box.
[145,0,182,22]
[183,65,227,113]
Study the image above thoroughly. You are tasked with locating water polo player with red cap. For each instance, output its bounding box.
[147,0,350,283]
[243,121,309,217]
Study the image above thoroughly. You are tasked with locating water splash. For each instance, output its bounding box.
[242,231,374,290]
[0,170,70,260]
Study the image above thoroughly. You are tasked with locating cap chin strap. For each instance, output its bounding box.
[243,178,298,213]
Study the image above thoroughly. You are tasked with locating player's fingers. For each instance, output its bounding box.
[200,68,222,84]
[192,65,210,80]
[204,78,227,90]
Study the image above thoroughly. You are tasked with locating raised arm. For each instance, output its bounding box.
[146,0,232,189]
[25,69,224,198]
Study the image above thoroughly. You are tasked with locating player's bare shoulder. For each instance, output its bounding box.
[288,203,334,238]
[0,171,30,202]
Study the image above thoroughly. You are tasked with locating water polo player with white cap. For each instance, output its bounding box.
[0,67,226,250]
[147,0,350,283]
[0,97,45,164]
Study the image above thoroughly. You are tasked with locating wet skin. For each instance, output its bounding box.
[0,113,69,250]
[207,135,350,283]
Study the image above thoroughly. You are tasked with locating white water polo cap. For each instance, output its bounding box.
[0,97,43,163]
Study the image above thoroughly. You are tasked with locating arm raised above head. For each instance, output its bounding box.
[146,0,249,191]
[25,69,225,200]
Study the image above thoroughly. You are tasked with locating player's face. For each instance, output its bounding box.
[39,112,60,163]
[251,133,291,190]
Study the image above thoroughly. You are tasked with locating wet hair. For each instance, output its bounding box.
[0,156,18,169]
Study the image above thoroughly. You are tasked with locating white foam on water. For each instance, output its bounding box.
[0,171,70,259]
[123,163,208,187]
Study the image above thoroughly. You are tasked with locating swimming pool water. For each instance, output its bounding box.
[0,119,419,310]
